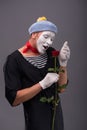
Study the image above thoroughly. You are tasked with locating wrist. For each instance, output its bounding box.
[59,66,67,73]
[59,60,67,67]
[39,81,46,90]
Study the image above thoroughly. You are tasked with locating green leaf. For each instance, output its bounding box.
[47,96,54,103]
[48,68,55,72]
[58,84,67,90]
[48,68,65,73]
[40,97,47,102]
[40,96,54,103]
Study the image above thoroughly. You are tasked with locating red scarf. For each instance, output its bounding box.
[23,41,39,53]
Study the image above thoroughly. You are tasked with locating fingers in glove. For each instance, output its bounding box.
[63,41,68,46]
[62,42,70,51]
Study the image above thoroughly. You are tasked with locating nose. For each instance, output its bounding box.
[47,39,53,46]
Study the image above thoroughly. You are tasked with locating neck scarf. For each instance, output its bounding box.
[23,41,39,53]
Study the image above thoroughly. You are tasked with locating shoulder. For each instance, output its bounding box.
[4,50,21,69]
[7,50,20,59]
[3,50,23,74]
[6,50,22,63]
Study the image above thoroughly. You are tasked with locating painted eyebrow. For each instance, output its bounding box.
[43,34,49,38]
[43,33,55,39]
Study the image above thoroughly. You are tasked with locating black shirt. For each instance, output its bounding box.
[3,47,64,130]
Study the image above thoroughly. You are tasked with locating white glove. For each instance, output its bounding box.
[59,41,70,67]
[39,73,59,89]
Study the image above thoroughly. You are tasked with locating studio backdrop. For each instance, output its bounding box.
[0,0,87,130]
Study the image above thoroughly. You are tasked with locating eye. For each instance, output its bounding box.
[51,39,53,42]
[43,35,49,39]
[50,38,55,42]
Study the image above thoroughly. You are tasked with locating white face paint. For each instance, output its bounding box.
[36,31,55,54]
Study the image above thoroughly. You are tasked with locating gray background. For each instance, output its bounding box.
[0,0,87,130]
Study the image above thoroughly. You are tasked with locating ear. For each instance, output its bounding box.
[32,33,38,39]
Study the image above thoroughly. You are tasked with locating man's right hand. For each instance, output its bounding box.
[39,73,59,89]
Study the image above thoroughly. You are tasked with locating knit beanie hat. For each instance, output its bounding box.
[28,16,58,35]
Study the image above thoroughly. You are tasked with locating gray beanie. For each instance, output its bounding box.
[28,16,58,35]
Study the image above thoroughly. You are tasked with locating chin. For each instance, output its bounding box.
[39,50,45,54]
[38,48,45,54]
[40,52,45,54]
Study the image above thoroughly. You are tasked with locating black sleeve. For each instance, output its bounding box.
[3,55,22,106]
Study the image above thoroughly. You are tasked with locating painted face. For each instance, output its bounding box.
[36,31,55,54]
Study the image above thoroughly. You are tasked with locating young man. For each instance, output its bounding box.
[4,17,70,130]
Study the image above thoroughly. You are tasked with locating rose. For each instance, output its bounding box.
[51,50,67,130]
[40,50,63,130]
[52,50,59,73]
[51,50,60,130]
[48,50,62,73]
[52,50,60,57]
